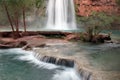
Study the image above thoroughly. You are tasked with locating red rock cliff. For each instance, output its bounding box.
[74,0,120,16]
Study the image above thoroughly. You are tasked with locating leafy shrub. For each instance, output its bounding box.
[77,12,116,41]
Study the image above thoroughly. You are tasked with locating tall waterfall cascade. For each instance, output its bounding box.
[46,0,77,30]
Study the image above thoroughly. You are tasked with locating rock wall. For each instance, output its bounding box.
[74,0,120,16]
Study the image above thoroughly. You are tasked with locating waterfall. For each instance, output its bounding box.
[34,53,75,68]
[46,0,77,30]
[0,48,92,80]
[52,68,81,80]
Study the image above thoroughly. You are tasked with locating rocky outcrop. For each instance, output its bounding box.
[0,31,70,49]
[0,40,28,49]
[0,31,71,38]
[75,0,120,16]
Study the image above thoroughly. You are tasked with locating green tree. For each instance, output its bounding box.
[116,0,120,6]
[0,0,15,32]
[20,0,35,32]
[0,0,35,38]
[77,12,115,41]
[35,0,46,16]
[0,0,46,38]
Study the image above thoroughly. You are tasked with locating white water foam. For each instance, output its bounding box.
[0,48,58,69]
[0,48,81,80]
[53,68,81,80]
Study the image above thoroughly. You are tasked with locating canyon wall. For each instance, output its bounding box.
[74,0,120,16]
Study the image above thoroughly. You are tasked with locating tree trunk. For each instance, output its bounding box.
[23,7,26,32]
[14,11,20,38]
[3,2,15,32]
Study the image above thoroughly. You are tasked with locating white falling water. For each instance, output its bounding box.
[46,0,77,30]
[0,48,81,80]
[53,68,81,80]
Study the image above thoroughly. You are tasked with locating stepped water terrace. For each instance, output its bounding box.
[0,48,82,80]
[0,38,120,80]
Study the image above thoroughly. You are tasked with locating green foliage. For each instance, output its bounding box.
[35,0,45,8]
[0,0,34,23]
[0,4,9,25]
[35,0,46,16]
[116,0,120,6]
[77,12,115,35]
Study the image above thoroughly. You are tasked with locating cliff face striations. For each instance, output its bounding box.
[74,0,120,16]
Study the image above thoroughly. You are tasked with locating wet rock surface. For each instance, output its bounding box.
[0,31,70,49]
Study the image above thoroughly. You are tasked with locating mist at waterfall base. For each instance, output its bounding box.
[0,48,81,80]
[45,0,77,30]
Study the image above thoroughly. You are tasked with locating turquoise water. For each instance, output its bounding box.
[40,39,120,71]
[0,49,81,80]
[102,30,120,40]
[0,50,55,80]
[0,30,120,80]
[76,42,120,71]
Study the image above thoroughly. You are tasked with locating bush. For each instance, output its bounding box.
[77,11,115,41]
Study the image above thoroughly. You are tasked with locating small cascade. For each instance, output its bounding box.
[34,53,74,68]
[0,48,92,80]
[52,68,81,80]
[79,69,92,80]
[33,52,92,80]
[46,0,77,30]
